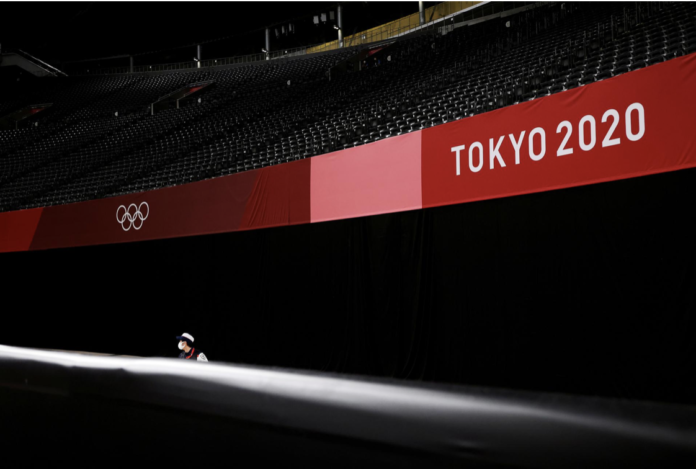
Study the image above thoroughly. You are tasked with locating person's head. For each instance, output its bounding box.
[176,333,194,352]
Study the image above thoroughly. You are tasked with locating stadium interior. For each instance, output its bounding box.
[1,1,695,467]
[0,2,694,211]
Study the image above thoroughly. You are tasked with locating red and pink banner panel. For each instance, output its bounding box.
[1,54,695,253]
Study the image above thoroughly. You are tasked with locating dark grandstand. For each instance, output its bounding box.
[1,2,695,467]
[0,2,694,212]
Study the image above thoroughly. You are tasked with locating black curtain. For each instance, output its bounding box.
[3,168,695,405]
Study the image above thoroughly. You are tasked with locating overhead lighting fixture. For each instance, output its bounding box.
[262,48,267,53]
[334,25,341,30]
[193,57,199,62]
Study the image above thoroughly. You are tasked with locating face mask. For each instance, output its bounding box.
[178,341,186,350]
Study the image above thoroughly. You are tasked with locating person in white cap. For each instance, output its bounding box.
[176,333,208,362]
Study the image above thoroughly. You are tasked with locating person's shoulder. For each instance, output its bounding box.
[196,351,208,362]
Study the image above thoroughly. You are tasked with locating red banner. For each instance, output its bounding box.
[421,54,696,208]
[29,159,310,251]
[1,54,695,253]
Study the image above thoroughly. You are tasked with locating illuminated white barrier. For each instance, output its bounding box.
[0,345,694,467]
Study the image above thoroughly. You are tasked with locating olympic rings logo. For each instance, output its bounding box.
[116,202,149,231]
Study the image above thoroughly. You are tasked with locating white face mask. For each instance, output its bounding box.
[178,341,186,350]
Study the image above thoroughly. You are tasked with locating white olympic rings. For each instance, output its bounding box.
[116,202,149,231]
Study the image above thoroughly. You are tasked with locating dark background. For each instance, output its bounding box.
[2,2,437,66]
[3,167,695,405]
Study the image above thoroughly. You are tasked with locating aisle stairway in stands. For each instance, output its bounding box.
[0,2,695,212]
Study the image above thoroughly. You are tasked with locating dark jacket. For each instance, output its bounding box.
[178,347,208,361]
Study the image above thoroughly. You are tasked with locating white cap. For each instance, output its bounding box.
[177,332,194,343]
